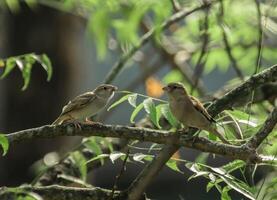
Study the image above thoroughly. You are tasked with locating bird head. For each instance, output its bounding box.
[162,82,188,98]
[94,84,118,99]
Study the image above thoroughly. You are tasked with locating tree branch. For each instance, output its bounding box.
[246,107,277,149]
[124,64,277,199]
[0,185,125,200]
[127,145,180,200]
[104,1,215,84]
[208,64,277,115]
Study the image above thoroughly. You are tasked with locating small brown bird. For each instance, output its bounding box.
[52,84,117,125]
[163,82,229,144]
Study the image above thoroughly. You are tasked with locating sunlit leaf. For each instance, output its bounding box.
[0,57,16,79]
[0,134,9,156]
[160,104,179,128]
[108,94,131,111]
[128,94,137,107]
[109,151,125,164]
[83,137,104,165]
[219,175,255,200]
[71,151,87,181]
[221,160,245,173]
[130,102,144,123]
[133,153,150,163]
[221,186,232,200]
[39,54,53,81]
[143,98,160,128]
[0,59,4,67]
[21,60,33,91]
[166,160,182,173]
[86,154,110,164]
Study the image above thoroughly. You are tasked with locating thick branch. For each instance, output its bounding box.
[128,145,180,200]
[104,1,214,84]
[4,118,269,163]
[0,185,124,200]
[208,64,277,115]
[246,107,277,149]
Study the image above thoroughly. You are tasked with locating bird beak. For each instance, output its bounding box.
[162,86,169,92]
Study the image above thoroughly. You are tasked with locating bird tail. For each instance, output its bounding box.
[207,126,230,144]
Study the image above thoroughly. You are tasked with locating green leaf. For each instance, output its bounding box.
[160,104,179,128]
[83,137,104,165]
[166,160,182,173]
[0,134,9,156]
[21,59,33,91]
[71,151,87,181]
[133,153,151,163]
[219,175,255,200]
[108,94,131,111]
[40,54,53,81]
[195,152,209,164]
[0,57,16,79]
[221,160,245,173]
[101,138,114,152]
[128,94,137,107]
[86,154,109,164]
[221,187,232,200]
[109,151,125,164]
[143,98,160,128]
[130,102,144,123]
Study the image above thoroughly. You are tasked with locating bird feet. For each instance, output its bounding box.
[63,119,83,130]
[84,118,102,125]
[180,131,200,144]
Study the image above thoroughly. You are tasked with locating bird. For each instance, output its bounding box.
[52,84,118,125]
[162,82,230,144]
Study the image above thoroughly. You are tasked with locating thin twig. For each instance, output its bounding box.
[254,0,263,75]
[191,0,210,94]
[104,1,215,84]
[171,0,181,12]
[218,0,244,80]
[246,107,277,149]
[110,149,130,200]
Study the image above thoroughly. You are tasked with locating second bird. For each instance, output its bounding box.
[52,84,117,125]
[163,82,230,144]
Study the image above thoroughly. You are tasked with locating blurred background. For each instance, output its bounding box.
[0,0,276,199]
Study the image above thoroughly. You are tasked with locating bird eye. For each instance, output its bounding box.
[173,86,177,89]
[103,87,107,90]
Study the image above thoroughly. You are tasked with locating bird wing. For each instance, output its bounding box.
[190,95,216,123]
[61,92,96,115]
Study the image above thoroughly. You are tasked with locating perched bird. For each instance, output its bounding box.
[163,82,230,144]
[52,84,118,125]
